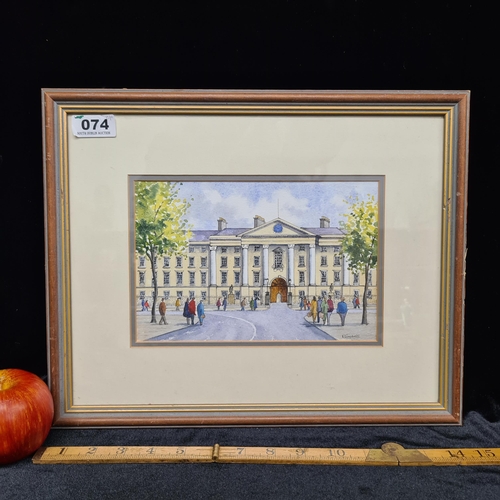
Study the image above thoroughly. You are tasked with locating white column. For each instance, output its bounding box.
[209,246,217,285]
[242,245,249,285]
[309,244,316,285]
[262,245,269,282]
[287,244,295,285]
[343,254,350,285]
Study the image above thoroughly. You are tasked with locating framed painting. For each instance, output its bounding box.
[42,89,469,426]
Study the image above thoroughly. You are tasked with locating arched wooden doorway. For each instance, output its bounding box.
[270,277,288,303]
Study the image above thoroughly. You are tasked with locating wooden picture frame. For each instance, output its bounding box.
[42,89,469,426]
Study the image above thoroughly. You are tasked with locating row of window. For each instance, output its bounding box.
[139,253,343,270]
[139,270,371,287]
[186,245,342,253]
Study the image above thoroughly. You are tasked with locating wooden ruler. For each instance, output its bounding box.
[32,443,500,466]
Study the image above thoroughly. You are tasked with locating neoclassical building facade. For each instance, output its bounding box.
[136,215,377,307]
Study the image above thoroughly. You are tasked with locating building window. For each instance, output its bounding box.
[354,290,360,297]
[320,271,327,285]
[139,291,146,299]
[189,246,194,253]
[299,245,305,252]
[353,274,360,286]
[333,246,341,253]
[221,271,228,285]
[298,256,305,267]
[321,246,327,252]
[234,247,240,253]
[253,271,260,285]
[234,257,240,267]
[176,272,183,285]
[321,256,327,266]
[253,290,260,299]
[163,290,170,299]
[201,272,207,286]
[299,290,306,298]
[254,245,260,251]
[189,272,195,285]
[299,271,305,285]
[221,247,227,253]
[322,290,328,298]
[201,246,207,253]
[334,255,340,266]
[163,271,170,286]
[176,291,183,298]
[254,256,260,267]
[201,257,207,267]
[334,290,341,299]
[139,271,145,285]
[334,271,340,284]
[235,291,240,300]
[221,256,228,268]
[367,289,372,299]
[222,291,228,298]
[189,257,195,267]
[201,291,207,300]
[234,271,240,284]
[163,256,170,267]
[189,290,195,299]
[368,270,373,286]
[176,256,182,267]
[139,256,146,268]
[273,249,283,269]
[151,271,157,287]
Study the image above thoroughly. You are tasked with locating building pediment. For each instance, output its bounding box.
[240,218,316,238]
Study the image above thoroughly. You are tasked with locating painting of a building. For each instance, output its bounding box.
[136,214,377,308]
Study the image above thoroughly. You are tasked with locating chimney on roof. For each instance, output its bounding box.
[218,217,227,231]
[254,215,265,228]
[320,216,330,228]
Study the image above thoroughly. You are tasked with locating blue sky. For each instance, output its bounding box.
[175,180,379,230]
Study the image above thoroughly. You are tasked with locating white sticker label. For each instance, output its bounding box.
[71,115,117,137]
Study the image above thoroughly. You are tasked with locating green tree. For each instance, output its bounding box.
[135,181,192,323]
[340,195,378,325]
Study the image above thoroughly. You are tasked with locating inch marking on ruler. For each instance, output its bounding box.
[33,446,215,464]
[32,443,500,466]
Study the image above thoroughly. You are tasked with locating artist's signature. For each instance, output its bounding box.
[342,334,360,339]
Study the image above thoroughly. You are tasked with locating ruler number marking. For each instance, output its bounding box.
[475,449,496,458]
[329,449,346,457]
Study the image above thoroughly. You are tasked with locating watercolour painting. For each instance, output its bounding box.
[131,176,384,346]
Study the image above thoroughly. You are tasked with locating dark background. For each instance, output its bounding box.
[1,2,498,498]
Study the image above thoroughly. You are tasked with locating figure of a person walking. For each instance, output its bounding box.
[158,298,167,325]
[197,299,205,326]
[337,297,348,326]
[183,298,190,325]
[310,296,318,323]
[326,295,334,325]
[188,297,197,325]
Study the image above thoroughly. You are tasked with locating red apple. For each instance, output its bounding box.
[0,368,54,465]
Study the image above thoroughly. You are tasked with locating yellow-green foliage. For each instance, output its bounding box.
[340,195,378,275]
[135,181,192,260]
